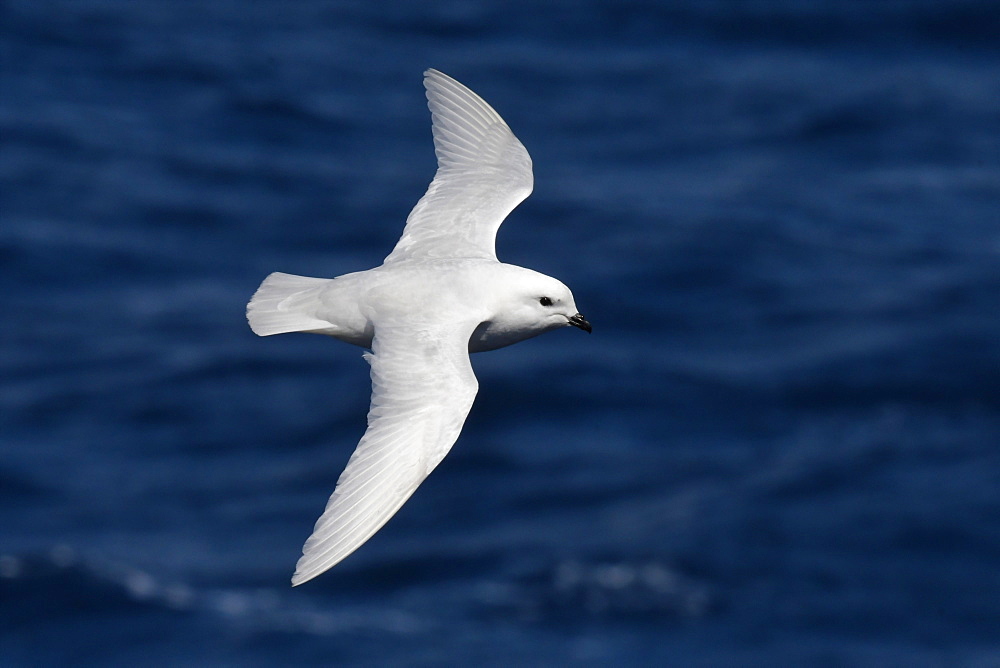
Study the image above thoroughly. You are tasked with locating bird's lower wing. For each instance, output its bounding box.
[291,320,480,585]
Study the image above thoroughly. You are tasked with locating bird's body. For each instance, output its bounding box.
[250,261,576,353]
[248,70,589,585]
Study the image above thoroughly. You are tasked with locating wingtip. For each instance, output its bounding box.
[291,550,341,587]
[423,68,441,97]
[423,68,451,89]
[290,567,314,587]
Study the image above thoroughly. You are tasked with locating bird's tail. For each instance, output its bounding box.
[246,272,331,336]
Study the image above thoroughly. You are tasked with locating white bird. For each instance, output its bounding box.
[247,69,591,586]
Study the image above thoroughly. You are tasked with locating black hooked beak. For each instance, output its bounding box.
[568,313,592,333]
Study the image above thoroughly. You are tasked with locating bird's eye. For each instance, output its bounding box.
[539,296,553,306]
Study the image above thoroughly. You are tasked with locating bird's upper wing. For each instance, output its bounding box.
[382,69,533,264]
[291,318,480,585]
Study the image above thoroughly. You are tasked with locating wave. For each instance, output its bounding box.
[0,545,424,638]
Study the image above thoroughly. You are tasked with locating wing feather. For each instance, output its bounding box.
[383,69,533,263]
[291,320,480,585]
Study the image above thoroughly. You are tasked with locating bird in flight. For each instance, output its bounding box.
[247,69,591,586]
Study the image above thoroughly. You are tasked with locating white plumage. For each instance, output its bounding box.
[247,69,590,586]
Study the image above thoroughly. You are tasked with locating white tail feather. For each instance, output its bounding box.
[246,272,331,336]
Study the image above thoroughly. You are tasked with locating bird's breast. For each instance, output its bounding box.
[468,319,549,352]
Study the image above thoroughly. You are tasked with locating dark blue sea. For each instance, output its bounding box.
[2,1,999,665]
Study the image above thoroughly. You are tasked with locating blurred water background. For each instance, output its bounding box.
[2,1,999,665]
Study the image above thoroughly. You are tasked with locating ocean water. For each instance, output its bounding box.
[2,1,999,665]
